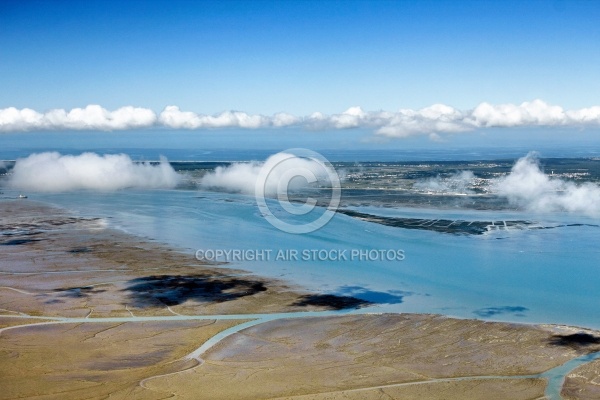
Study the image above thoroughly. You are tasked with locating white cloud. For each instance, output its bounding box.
[565,106,600,123]
[414,170,476,195]
[493,152,600,216]
[410,153,600,216]
[6,152,180,192]
[158,106,271,129]
[469,99,566,127]
[303,100,599,138]
[200,152,334,197]
[0,105,156,132]
[1,100,600,137]
[200,161,263,195]
[329,106,367,128]
[374,104,469,137]
[272,112,300,127]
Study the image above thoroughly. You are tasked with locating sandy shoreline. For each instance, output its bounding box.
[1,199,599,399]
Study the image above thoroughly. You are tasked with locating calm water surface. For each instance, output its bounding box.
[20,188,599,329]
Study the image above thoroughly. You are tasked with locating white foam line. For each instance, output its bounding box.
[166,306,182,316]
[125,305,135,317]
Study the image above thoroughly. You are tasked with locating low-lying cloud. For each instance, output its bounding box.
[400,152,600,216]
[413,171,476,195]
[200,152,334,197]
[2,100,600,138]
[7,152,180,192]
[494,153,600,216]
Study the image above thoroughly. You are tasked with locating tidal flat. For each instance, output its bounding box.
[1,200,600,399]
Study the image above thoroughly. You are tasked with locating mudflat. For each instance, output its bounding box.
[1,200,599,399]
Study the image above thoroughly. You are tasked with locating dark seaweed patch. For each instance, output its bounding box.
[548,333,600,349]
[0,238,41,245]
[68,247,92,253]
[122,274,268,307]
[54,286,107,298]
[291,294,371,310]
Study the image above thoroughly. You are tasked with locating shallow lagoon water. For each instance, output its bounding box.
[22,188,600,329]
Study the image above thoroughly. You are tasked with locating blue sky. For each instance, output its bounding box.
[1,0,599,153]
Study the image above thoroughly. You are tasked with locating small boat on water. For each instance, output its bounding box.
[18,194,28,199]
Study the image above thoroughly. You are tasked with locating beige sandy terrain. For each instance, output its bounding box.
[143,314,600,400]
[271,379,546,400]
[562,359,600,400]
[0,316,49,329]
[0,319,245,400]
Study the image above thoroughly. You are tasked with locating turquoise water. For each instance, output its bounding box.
[542,352,600,399]
[21,187,600,329]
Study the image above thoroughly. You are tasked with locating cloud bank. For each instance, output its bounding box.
[159,106,300,129]
[7,152,180,192]
[2,100,600,138]
[494,152,600,217]
[200,152,334,197]
[0,105,157,132]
